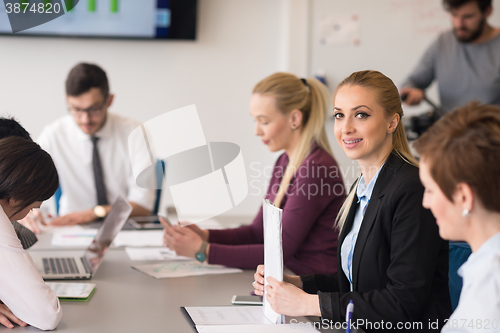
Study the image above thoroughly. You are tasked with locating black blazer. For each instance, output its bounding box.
[302,151,452,332]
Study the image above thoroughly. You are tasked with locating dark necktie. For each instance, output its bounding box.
[91,136,108,206]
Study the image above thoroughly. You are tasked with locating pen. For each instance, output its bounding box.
[345,300,354,333]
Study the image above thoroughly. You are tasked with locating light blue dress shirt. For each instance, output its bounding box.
[443,231,500,333]
[341,164,384,291]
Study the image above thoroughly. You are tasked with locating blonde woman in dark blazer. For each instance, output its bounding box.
[253,70,452,332]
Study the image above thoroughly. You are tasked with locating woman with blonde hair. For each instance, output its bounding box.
[253,70,451,331]
[415,102,500,332]
[162,72,345,274]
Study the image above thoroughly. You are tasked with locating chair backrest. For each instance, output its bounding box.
[152,160,165,215]
[54,184,62,215]
[449,241,472,310]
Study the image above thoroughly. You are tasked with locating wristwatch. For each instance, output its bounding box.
[94,205,107,218]
[195,241,208,262]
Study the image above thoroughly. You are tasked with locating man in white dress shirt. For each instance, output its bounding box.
[22,63,154,232]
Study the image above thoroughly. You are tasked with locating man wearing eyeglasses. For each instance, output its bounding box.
[20,63,154,232]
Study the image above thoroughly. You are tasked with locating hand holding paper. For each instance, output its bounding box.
[263,199,285,324]
[264,277,320,317]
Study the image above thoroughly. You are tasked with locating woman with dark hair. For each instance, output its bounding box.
[415,102,500,332]
[253,70,451,332]
[0,136,62,330]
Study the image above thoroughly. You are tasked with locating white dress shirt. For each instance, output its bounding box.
[0,206,62,330]
[37,113,155,216]
[442,231,500,333]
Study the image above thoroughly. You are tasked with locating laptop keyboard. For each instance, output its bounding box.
[43,258,79,275]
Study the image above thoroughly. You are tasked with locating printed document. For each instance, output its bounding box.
[263,199,285,324]
[132,261,242,278]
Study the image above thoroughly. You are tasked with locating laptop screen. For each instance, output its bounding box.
[83,196,132,274]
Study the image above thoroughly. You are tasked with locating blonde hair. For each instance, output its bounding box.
[333,70,418,231]
[252,72,334,208]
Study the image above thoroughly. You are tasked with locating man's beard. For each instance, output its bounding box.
[454,17,486,43]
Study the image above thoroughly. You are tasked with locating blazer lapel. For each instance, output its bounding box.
[350,152,405,290]
[337,190,359,291]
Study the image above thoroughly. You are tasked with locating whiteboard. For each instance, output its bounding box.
[310,0,500,187]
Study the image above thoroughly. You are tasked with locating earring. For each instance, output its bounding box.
[292,124,296,129]
[461,209,470,217]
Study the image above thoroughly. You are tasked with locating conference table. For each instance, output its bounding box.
[3,216,348,332]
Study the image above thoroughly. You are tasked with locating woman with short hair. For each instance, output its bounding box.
[415,102,500,332]
[0,136,62,330]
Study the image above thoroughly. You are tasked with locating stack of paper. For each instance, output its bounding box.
[263,199,285,324]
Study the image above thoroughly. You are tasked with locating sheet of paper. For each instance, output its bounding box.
[132,261,242,278]
[51,227,98,247]
[184,306,312,327]
[263,199,284,324]
[113,230,164,247]
[196,324,319,333]
[318,14,361,46]
[185,306,271,325]
[125,247,191,261]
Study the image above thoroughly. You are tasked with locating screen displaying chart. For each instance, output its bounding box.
[0,0,197,39]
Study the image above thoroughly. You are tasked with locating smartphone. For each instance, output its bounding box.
[231,295,263,305]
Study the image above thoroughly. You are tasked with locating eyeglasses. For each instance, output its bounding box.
[68,96,108,117]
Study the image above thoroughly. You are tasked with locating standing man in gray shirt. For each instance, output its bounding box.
[401,0,500,112]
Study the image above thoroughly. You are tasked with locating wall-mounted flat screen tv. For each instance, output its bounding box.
[0,0,197,40]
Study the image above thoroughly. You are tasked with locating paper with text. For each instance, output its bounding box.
[263,199,285,324]
[51,227,98,247]
[184,306,271,325]
[132,261,242,278]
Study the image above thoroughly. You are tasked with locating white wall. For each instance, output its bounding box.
[309,0,500,189]
[1,0,498,217]
[0,0,289,217]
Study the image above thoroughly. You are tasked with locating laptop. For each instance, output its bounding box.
[32,196,132,280]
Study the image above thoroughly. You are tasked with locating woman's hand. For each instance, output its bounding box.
[252,265,303,296]
[265,277,321,317]
[183,223,209,242]
[160,218,204,258]
[0,304,27,329]
[253,265,266,295]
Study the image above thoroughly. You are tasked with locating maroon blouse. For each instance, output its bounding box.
[208,144,344,274]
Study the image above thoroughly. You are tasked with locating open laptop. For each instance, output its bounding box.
[32,196,132,280]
